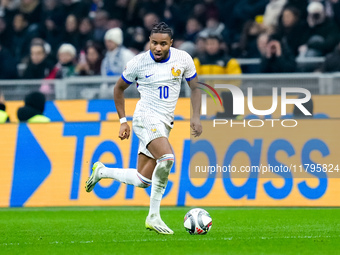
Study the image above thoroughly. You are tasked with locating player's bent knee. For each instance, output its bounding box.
[136,172,152,188]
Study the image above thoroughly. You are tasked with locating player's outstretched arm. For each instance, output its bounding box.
[188,76,202,137]
[114,77,131,140]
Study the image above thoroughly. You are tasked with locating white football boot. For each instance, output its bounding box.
[145,214,174,235]
[85,162,104,192]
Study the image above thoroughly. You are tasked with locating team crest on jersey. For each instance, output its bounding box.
[171,67,181,77]
[151,128,157,133]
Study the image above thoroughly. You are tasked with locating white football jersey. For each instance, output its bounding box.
[122,47,197,127]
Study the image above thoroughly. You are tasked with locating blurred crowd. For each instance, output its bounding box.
[0,0,340,81]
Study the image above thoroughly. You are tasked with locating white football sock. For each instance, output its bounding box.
[149,198,161,217]
[148,154,174,218]
[99,167,151,188]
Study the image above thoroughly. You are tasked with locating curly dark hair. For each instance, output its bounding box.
[150,22,173,39]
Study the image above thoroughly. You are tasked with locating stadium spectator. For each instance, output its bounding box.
[172,35,185,50]
[143,12,160,36]
[299,1,340,57]
[88,0,103,19]
[42,0,64,20]
[124,12,160,53]
[60,0,89,20]
[62,14,80,52]
[263,0,288,30]
[195,35,206,56]
[47,43,77,79]
[320,42,340,72]
[0,17,12,50]
[42,0,63,18]
[273,6,309,56]
[178,41,196,58]
[105,18,123,31]
[0,92,10,123]
[198,17,230,45]
[163,0,181,33]
[193,3,206,25]
[257,33,269,57]
[166,0,195,36]
[101,28,135,77]
[22,39,55,79]
[216,0,238,32]
[188,0,219,31]
[41,0,65,56]
[329,0,340,28]
[11,13,38,63]
[103,0,129,22]
[98,27,135,99]
[133,0,165,21]
[284,0,308,19]
[0,0,20,25]
[229,0,269,41]
[232,20,263,58]
[184,17,202,42]
[18,0,42,25]
[194,34,242,75]
[92,10,109,42]
[75,42,103,76]
[259,34,296,73]
[201,0,220,21]
[126,26,147,53]
[17,91,51,123]
[0,42,18,79]
[78,17,94,51]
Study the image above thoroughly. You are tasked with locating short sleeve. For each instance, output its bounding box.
[121,57,138,85]
[183,52,197,81]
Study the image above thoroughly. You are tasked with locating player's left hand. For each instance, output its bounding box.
[190,118,202,137]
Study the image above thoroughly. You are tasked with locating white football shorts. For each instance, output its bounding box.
[132,115,171,159]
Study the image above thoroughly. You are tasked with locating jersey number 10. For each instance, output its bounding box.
[158,86,169,99]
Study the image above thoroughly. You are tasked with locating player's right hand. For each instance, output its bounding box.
[119,123,130,140]
[190,117,202,137]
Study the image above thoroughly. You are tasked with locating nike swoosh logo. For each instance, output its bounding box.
[145,74,154,78]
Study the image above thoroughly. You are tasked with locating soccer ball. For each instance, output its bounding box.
[184,208,212,235]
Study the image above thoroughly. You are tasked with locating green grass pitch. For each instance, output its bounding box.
[1,207,340,255]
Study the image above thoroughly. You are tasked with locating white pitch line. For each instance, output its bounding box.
[1,235,339,246]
